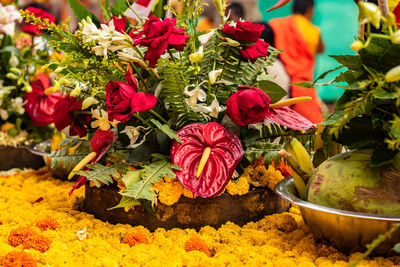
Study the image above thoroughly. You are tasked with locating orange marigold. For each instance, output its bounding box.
[184,237,212,257]
[8,227,51,253]
[122,232,149,247]
[36,218,60,231]
[0,251,37,267]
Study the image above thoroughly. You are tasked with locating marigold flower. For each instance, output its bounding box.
[36,218,60,231]
[0,251,37,267]
[225,177,250,196]
[152,177,184,206]
[8,227,51,253]
[184,237,212,257]
[122,232,149,247]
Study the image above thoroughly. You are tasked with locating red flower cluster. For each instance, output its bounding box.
[106,71,156,122]
[226,86,313,130]
[134,17,190,68]
[24,73,63,126]
[53,96,91,137]
[222,21,269,63]
[22,7,55,35]
[105,15,127,33]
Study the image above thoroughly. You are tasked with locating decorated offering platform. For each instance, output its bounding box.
[0,169,399,267]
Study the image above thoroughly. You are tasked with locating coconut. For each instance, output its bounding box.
[306,150,400,216]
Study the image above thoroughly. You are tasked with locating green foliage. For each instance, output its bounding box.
[50,138,91,171]
[244,142,283,166]
[120,160,181,202]
[150,119,181,142]
[258,80,286,103]
[75,161,130,187]
[67,0,100,26]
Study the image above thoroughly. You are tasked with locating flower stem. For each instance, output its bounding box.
[133,112,155,130]
[149,109,170,126]
[167,48,176,62]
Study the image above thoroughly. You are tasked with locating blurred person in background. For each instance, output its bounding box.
[269,0,325,124]
[226,2,244,22]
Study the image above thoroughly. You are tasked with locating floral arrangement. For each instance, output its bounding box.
[0,2,60,145]
[21,0,315,210]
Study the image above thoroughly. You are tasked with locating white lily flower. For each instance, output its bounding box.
[82,97,99,110]
[192,95,225,118]
[189,46,204,63]
[184,82,207,106]
[121,126,151,148]
[81,20,100,42]
[209,69,223,85]
[0,4,21,37]
[198,30,215,45]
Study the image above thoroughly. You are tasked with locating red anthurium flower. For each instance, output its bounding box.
[22,7,55,35]
[171,122,243,198]
[134,16,190,68]
[106,71,157,122]
[226,86,314,130]
[105,15,127,33]
[222,21,265,43]
[240,40,269,63]
[53,96,91,137]
[69,129,116,195]
[24,73,63,126]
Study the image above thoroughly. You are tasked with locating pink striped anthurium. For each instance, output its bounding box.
[170,122,243,198]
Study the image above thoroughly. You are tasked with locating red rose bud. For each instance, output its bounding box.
[106,71,156,122]
[134,17,190,68]
[171,122,243,198]
[240,40,269,63]
[221,21,265,43]
[22,7,55,35]
[226,86,271,126]
[24,73,63,126]
[53,96,91,137]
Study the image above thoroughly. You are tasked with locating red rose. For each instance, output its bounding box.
[105,15,126,33]
[69,129,117,195]
[53,96,91,137]
[240,40,269,63]
[226,86,271,126]
[22,7,55,35]
[106,71,157,122]
[134,17,190,67]
[24,73,63,126]
[221,21,265,43]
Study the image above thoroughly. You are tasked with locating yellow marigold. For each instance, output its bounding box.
[8,227,51,253]
[184,237,212,257]
[152,177,184,206]
[183,187,196,198]
[0,251,37,267]
[1,123,14,132]
[225,177,250,196]
[122,232,149,247]
[36,218,60,231]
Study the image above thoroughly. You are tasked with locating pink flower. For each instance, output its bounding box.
[134,17,190,67]
[106,71,157,122]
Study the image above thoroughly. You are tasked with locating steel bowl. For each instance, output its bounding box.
[275,178,400,256]
[28,140,71,180]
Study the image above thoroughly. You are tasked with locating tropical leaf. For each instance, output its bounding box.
[121,160,181,202]
[50,138,91,171]
[75,162,130,187]
[150,119,181,143]
[108,196,141,210]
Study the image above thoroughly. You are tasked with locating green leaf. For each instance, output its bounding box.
[334,69,361,84]
[76,162,129,187]
[122,169,143,188]
[108,196,141,210]
[373,88,400,99]
[314,65,344,83]
[111,0,128,16]
[121,160,180,202]
[334,80,371,90]
[150,119,181,143]
[258,80,287,103]
[329,55,362,70]
[98,0,111,21]
[0,46,21,57]
[292,82,313,88]
[67,0,100,27]
[390,116,400,139]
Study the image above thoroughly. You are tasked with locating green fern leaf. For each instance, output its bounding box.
[150,119,181,143]
[75,162,129,187]
[108,196,141,210]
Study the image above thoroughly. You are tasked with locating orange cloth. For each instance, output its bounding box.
[269,15,322,124]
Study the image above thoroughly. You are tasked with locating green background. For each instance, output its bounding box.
[259,0,359,102]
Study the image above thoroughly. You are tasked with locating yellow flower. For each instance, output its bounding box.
[151,177,184,206]
[225,177,250,196]
[91,108,118,131]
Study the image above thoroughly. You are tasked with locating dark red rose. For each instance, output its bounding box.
[69,129,117,195]
[106,71,156,122]
[24,73,63,126]
[240,40,269,63]
[105,15,127,33]
[22,7,55,35]
[134,16,190,67]
[226,86,271,126]
[53,96,91,137]
[221,21,265,43]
